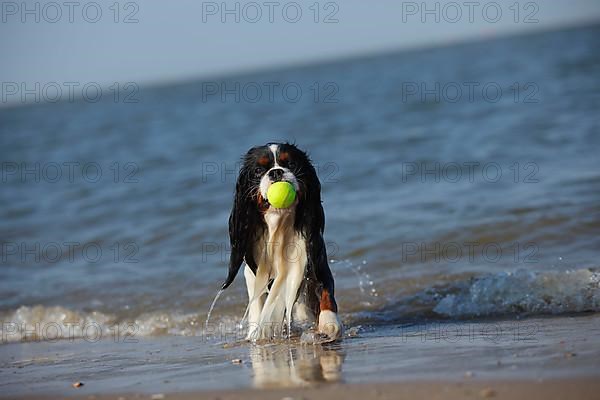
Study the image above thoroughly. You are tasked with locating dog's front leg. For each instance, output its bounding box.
[318,287,342,340]
[244,265,265,340]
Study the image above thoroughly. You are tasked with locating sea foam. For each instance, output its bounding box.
[434,268,600,317]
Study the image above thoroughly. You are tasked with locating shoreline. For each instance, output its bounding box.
[2,314,599,398]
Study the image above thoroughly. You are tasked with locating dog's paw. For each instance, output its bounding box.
[318,310,343,341]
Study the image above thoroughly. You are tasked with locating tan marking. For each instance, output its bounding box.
[320,288,337,313]
[258,156,270,166]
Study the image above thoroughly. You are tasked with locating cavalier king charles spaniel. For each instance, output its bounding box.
[221,143,342,341]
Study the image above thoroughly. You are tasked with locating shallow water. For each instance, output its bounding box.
[1,25,600,343]
[1,314,599,396]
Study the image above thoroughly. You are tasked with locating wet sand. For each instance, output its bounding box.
[2,314,599,399]
[13,378,600,400]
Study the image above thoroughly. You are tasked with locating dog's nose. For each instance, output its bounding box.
[268,168,284,182]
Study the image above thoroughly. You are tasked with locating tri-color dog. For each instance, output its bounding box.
[221,143,342,341]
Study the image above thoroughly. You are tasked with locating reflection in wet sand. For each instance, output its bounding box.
[248,343,345,388]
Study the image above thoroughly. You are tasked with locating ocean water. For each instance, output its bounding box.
[1,25,600,343]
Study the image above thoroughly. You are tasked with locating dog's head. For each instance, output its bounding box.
[222,143,325,289]
[242,143,306,211]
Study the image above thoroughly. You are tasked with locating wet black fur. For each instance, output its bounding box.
[221,143,336,313]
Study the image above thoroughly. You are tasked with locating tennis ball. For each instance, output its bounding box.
[267,181,296,209]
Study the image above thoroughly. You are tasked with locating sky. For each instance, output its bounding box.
[1,0,600,90]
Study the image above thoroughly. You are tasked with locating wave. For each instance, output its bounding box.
[0,305,117,344]
[2,268,599,344]
[0,305,247,344]
[433,268,600,317]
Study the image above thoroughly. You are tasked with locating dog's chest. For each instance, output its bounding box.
[254,210,307,278]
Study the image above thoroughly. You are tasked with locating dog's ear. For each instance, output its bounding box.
[294,154,327,271]
[294,154,325,237]
[293,153,337,311]
[222,162,260,290]
[295,156,337,312]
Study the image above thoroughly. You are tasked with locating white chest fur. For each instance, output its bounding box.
[245,208,307,340]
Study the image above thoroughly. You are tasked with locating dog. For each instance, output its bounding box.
[220,143,342,341]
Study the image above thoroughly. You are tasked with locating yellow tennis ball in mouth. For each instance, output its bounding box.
[267,181,297,209]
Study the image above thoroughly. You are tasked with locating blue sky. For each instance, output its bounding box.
[1,0,600,88]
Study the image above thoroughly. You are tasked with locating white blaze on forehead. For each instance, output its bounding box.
[260,143,299,198]
[269,144,279,167]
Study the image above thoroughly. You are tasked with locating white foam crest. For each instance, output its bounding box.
[434,269,600,317]
[0,305,115,343]
[0,305,246,344]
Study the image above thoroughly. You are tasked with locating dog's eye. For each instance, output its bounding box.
[254,167,264,177]
[288,161,296,170]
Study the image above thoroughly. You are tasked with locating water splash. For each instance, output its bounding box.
[332,259,379,303]
[204,289,223,330]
